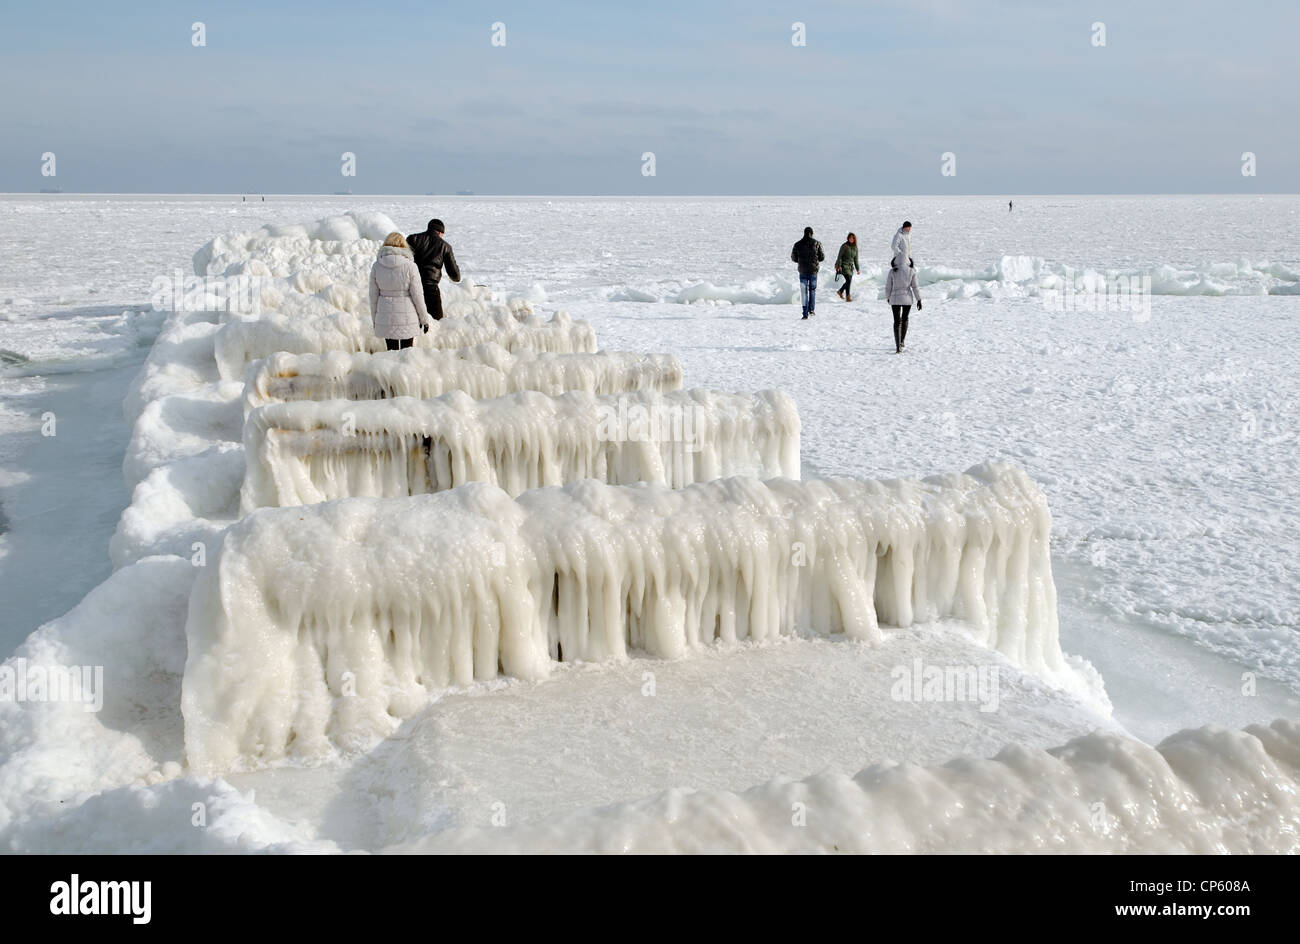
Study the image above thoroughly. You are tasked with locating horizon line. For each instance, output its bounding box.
[2,191,1294,199]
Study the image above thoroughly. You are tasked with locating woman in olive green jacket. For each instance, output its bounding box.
[835,233,859,301]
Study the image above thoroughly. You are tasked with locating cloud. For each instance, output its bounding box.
[0,0,1296,193]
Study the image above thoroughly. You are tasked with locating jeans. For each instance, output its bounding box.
[385,337,414,351]
[841,271,853,297]
[799,273,817,315]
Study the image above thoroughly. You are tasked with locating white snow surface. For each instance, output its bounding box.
[239,388,799,510]
[392,719,1300,854]
[2,196,1298,853]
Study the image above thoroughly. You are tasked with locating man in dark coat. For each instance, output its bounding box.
[791,226,824,319]
[405,218,462,321]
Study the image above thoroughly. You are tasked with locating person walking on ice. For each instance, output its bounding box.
[884,248,922,353]
[369,232,431,350]
[406,218,462,321]
[891,220,913,260]
[791,226,824,319]
[835,232,859,302]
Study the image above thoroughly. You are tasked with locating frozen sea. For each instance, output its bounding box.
[1,194,1298,852]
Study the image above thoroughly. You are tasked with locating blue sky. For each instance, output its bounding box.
[1,0,1295,194]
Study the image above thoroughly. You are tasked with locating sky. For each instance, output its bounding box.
[0,0,1295,194]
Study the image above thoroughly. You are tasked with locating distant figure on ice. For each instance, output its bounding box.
[891,220,912,260]
[884,248,922,353]
[791,226,824,320]
[406,218,461,321]
[369,232,431,350]
[1009,200,1013,212]
[835,233,860,302]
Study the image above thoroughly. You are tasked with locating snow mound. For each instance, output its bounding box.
[239,388,800,510]
[184,462,1064,770]
[123,310,223,423]
[131,212,582,410]
[0,557,196,835]
[308,215,361,242]
[192,210,396,276]
[123,381,244,489]
[111,445,244,568]
[394,720,1300,853]
[193,212,533,316]
[242,346,683,415]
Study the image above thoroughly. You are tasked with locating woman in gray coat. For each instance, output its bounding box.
[883,249,922,353]
[369,232,431,350]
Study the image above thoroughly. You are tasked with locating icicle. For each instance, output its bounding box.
[243,347,682,416]
[184,462,1064,770]
[240,389,801,513]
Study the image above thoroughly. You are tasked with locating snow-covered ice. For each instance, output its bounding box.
[2,195,1298,853]
[212,307,595,383]
[392,719,1300,854]
[243,347,683,414]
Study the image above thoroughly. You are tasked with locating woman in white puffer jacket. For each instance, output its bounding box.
[884,248,922,354]
[369,232,430,350]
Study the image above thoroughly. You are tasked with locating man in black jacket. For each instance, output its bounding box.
[791,226,824,319]
[405,218,462,321]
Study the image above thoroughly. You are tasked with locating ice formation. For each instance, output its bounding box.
[213,308,596,382]
[123,382,244,489]
[185,462,1062,769]
[113,346,685,567]
[395,720,1300,853]
[8,205,1299,854]
[113,210,597,566]
[123,310,224,423]
[609,256,1300,305]
[179,209,596,382]
[193,210,533,321]
[110,445,244,567]
[239,388,800,510]
[242,346,683,414]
